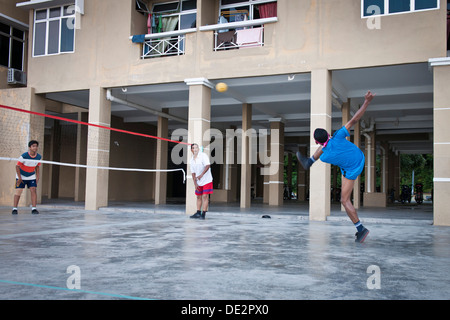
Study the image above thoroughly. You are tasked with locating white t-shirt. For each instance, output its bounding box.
[190,151,213,186]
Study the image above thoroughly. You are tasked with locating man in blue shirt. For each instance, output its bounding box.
[297,91,375,243]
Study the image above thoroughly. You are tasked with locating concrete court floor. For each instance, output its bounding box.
[0,201,449,300]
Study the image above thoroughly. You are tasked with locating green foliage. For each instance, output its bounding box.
[400,154,433,192]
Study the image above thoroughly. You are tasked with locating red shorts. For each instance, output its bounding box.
[195,182,213,196]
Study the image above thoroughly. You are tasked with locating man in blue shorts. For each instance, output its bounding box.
[12,140,42,215]
[297,91,375,243]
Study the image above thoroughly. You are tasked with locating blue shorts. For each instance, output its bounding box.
[340,158,365,181]
[16,179,37,189]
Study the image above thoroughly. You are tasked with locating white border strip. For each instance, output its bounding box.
[433,178,450,182]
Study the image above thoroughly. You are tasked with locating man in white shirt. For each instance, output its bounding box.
[189,143,213,219]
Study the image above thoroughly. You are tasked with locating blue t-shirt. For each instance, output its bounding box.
[319,126,365,180]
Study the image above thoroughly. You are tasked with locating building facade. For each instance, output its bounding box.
[0,0,449,225]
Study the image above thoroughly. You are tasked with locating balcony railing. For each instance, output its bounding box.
[130,17,278,57]
[143,36,185,58]
[214,26,264,51]
[130,28,196,59]
[200,17,277,51]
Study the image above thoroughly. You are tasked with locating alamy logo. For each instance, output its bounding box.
[170,128,282,175]
[366,265,381,289]
[65,5,82,30]
[66,265,81,290]
[366,5,381,30]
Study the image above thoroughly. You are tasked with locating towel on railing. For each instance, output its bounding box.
[217,30,236,44]
[236,27,262,47]
[132,34,146,43]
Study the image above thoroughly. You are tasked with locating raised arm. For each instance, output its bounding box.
[345,91,375,131]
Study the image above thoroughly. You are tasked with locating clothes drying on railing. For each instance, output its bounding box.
[217,15,229,33]
[216,30,237,49]
[236,27,263,48]
[217,30,236,45]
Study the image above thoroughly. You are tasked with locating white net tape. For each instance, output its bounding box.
[0,157,186,183]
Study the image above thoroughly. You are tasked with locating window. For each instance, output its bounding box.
[151,0,197,33]
[140,1,197,58]
[213,0,276,51]
[0,22,25,70]
[219,0,277,22]
[363,0,439,17]
[33,5,76,57]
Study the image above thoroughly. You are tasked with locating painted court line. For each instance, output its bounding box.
[0,279,153,300]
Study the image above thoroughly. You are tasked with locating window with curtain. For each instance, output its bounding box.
[33,5,76,57]
[219,0,277,22]
[362,0,438,17]
[151,0,197,33]
[0,22,25,70]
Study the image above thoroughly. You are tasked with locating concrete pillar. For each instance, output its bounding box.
[268,119,284,206]
[155,109,168,205]
[363,128,386,207]
[309,69,331,221]
[85,87,111,210]
[184,78,212,215]
[47,120,61,199]
[225,125,237,202]
[241,103,252,208]
[287,153,292,200]
[263,132,270,204]
[74,112,87,202]
[429,59,450,226]
[364,130,376,194]
[297,146,307,201]
[26,89,46,206]
[394,152,400,200]
[380,142,389,194]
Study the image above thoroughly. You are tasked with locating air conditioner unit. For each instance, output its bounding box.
[7,68,27,85]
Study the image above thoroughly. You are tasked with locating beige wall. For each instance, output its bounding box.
[108,117,157,201]
[20,0,446,94]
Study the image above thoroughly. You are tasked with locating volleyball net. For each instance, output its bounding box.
[0,103,188,202]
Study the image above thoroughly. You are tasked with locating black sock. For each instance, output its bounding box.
[354,220,364,232]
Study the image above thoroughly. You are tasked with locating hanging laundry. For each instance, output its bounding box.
[236,27,263,48]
